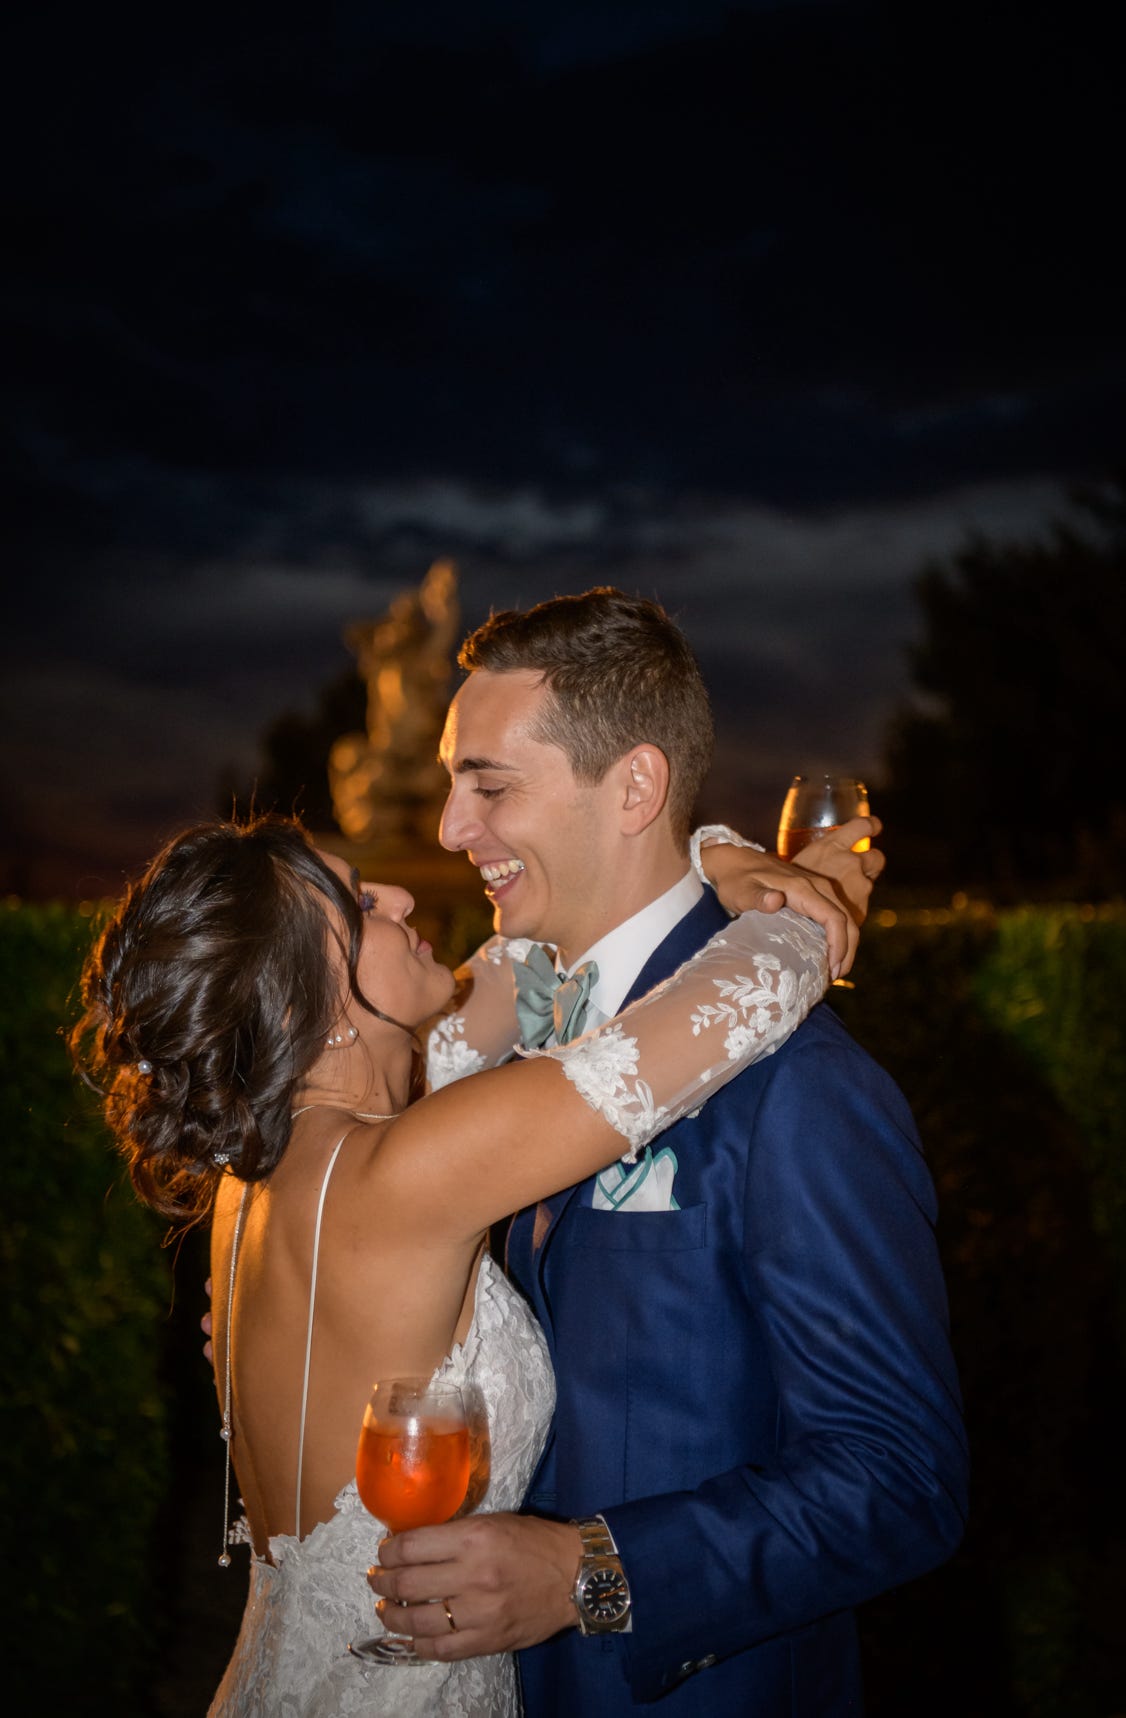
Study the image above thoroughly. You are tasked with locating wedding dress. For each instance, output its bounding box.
[209,904,827,1716]
[209,1242,554,1718]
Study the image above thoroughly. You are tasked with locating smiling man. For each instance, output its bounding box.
[374,587,967,1717]
[439,663,701,971]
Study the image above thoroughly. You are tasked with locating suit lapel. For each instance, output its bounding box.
[521,890,731,1306]
[620,888,729,1007]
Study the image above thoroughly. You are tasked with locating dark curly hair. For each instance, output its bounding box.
[458,588,714,841]
[71,815,377,1225]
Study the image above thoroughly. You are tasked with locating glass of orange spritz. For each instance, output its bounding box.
[348,1377,470,1664]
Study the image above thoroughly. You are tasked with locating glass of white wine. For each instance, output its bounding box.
[777,775,870,859]
[778,776,871,987]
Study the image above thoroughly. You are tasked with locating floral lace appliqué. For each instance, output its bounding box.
[555,1024,670,1159]
[425,1013,488,1091]
[547,909,827,1161]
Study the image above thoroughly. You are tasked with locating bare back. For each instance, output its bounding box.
[211,1111,484,1553]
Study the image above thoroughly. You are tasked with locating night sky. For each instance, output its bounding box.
[5,0,1123,898]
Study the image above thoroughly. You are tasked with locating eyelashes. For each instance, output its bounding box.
[358,888,378,914]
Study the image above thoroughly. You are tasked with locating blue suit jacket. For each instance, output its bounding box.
[508,891,968,1715]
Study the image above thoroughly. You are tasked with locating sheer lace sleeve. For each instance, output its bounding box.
[688,822,765,887]
[530,909,827,1160]
[424,936,534,1092]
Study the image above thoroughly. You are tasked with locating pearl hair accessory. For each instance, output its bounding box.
[325,1025,358,1049]
[137,1060,153,1075]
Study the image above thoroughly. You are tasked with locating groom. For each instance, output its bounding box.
[373,588,968,1713]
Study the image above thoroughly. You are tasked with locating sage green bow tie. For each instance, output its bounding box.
[513,944,600,1048]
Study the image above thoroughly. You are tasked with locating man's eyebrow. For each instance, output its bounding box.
[453,756,515,775]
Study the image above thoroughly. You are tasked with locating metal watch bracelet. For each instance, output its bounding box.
[570,1515,632,1635]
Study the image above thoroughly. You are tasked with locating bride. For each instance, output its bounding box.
[73,812,867,1716]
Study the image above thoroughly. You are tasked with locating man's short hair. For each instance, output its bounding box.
[458,588,714,839]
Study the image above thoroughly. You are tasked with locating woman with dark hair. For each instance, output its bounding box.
[73,812,855,1717]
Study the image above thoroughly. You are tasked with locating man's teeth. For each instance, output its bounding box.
[480,860,526,883]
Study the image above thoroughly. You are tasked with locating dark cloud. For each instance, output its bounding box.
[4,0,1123,893]
[10,1,1121,500]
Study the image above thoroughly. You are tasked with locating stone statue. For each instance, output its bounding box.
[329,560,460,846]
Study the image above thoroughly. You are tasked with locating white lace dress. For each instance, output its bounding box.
[209,1251,553,1718]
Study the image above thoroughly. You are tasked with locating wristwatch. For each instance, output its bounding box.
[570,1515,631,1634]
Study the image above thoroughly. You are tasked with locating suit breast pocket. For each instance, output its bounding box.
[547,1200,721,1500]
[562,1200,708,1253]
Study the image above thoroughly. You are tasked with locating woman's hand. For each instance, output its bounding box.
[698,816,883,979]
[791,815,885,926]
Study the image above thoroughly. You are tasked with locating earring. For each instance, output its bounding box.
[325,1025,358,1049]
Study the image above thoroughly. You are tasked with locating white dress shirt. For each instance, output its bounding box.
[556,869,703,1214]
[560,867,704,1025]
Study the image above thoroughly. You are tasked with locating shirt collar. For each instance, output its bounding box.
[563,869,704,1019]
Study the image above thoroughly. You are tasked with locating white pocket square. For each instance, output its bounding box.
[593,1146,680,1213]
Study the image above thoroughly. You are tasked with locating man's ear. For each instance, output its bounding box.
[620,745,671,833]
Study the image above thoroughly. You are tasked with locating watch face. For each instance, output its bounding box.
[581,1566,630,1622]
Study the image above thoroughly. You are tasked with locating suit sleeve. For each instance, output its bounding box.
[601,1029,969,1702]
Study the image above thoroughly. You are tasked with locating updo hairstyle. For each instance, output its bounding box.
[72,815,372,1224]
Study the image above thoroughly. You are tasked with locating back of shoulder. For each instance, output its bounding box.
[750,998,910,1106]
[789,997,867,1060]
[773,995,873,1060]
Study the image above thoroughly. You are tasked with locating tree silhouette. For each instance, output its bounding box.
[219,667,366,831]
[880,477,1126,897]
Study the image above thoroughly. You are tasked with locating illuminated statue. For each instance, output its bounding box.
[329,560,460,845]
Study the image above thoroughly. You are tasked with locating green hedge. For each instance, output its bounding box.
[0,903,173,1706]
[831,904,1126,1718]
[1,899,1123,1714]
[974,907,1126,1330]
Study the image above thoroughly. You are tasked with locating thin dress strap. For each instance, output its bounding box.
[219,1133,348,1561]
[294,1134,347,1536]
